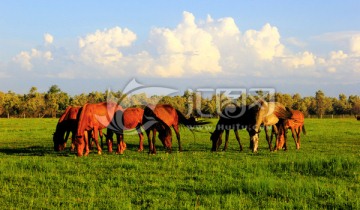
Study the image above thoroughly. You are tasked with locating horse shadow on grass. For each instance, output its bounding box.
[0,146,55,156]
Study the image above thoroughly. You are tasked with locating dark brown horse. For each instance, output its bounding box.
[76,102,123,156]
[142,104,208,154]
[356,115,360,121]
[53,106,80,151]
[106,107,145,152]
[275,110,306,150]
[210,105,257,152]
[250,100,293,152]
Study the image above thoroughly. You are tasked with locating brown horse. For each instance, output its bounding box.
[106,107,144,152]
[210,105,257,152]
[53,106,80,151]
[250,100,293,152]
[142,104,208,154]
[76,102,124,156]
[275,110,306,150]
[356,115,360,121]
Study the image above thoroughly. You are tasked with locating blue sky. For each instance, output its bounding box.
[1,1,360,96]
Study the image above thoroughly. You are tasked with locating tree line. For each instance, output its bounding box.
[0,85,359,118]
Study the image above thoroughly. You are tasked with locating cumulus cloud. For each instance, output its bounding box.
[12,49,53,70]
[243,23,284,61]
[78,27,136,67]
[281,51,316,69]
[139,11,222,77]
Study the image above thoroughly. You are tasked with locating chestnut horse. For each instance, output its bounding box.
[76,102,124,156]
[143,104,208,154]
[275,110,306,150]
[250,100,293,152]
[210,105,257,152]
[53,106,80,151]
[106,107,144,152]
[53,106,104,153]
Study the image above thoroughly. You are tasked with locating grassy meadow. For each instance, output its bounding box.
[0,118,359,209]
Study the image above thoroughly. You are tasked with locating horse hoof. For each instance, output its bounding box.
[97,151,102,155]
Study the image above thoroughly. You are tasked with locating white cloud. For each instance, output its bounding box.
[139,11,221,77]
[44,33,54,45]
[350,35,360,55]
[78,27,137,67]
[243,23,284,61]
[281,51,316,69]
[12,49,53,70]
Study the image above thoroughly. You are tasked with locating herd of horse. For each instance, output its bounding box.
[53,101,306,156]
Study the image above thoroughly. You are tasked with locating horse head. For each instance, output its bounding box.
[53,130,67,151]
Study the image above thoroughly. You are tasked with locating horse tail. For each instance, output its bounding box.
[175,109,210,129]
[302,124,306,135]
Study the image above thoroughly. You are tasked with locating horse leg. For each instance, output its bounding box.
[99,129,103,150]
[137,126,144,152]
[290,127,298,149]
[70,130,76,152]
[217,131,224,151]
[152,129,157,154]
[146,129,153,154]
[295,127,301,150]
[116,133,125,155]
[270,125,281,151]
[223,129,230,151]
[84,131,90,156]
[173,124,182,152]
[107,130,114,153]
[234,129,243,152]
[93,128,102,155]
[264,126,272,151]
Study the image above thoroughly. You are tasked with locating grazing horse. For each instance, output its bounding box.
[53,106,80,151]
[210,105,257,152]
[250,100,293,152]
[142,104,208,154]
[76,102,124,156]
[106,107,145,152]
[275,110,306,150]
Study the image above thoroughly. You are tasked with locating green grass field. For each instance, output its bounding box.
[0,118,359,209]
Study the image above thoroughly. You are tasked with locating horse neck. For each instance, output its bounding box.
[77,104,90,136]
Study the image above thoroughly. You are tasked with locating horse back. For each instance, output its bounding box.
[123,107,144,129]
[153,104,177,127]
[286,110,305,128]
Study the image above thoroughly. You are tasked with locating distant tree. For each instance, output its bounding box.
[315,90,326,118]
[3,91,21,118]
[23,87,46,117]
[45,85,69,117]
[333,94,351,115]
